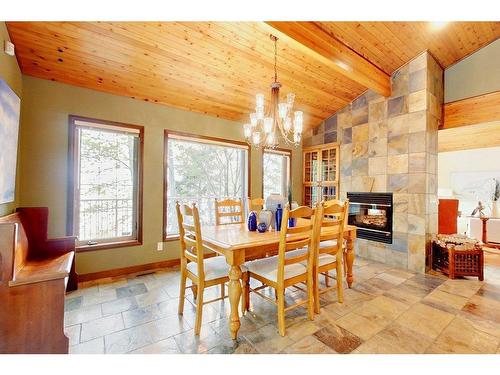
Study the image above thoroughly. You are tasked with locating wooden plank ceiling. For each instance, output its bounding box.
[7,21,500,128]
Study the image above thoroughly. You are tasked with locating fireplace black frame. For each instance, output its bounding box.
[347,192,393,244]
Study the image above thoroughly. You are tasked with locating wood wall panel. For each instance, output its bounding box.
[439,120,500,152]
[442,91,500,129]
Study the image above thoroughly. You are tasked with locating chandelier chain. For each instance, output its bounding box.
[274,36,277,83]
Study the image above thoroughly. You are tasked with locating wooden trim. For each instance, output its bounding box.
[163,130,252,240]
[77,251,220,283]
[67,119,77,237]
[76,240,142,253]
[164,235,180,242]
[261,147,292,199]
[67,115,144,250]
[442,90,500,129]
[302,141,339,152]
[264,22,391,97]
[77,258,181,282]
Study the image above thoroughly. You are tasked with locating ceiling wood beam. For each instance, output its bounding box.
[264,21,391,97]
[442,90,500,129]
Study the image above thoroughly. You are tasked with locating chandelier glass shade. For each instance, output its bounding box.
[243,35,303,149]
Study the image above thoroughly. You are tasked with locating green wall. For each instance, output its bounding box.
[0,22,22,217]
[18,76,303,275]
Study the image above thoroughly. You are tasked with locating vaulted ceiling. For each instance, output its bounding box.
[7,21,500,128]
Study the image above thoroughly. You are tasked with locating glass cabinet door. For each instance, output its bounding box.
[304,151,319,183]
[320,185,337,202]
[303,145,339,207]
[304,186,320,207]
[321,147,337,183]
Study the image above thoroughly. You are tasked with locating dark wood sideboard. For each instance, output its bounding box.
[0,207,77,354]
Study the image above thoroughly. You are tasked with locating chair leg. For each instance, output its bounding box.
[241,272,249,313]
[343,251,347,277]
[194,284,204,335]
[336,259,344,304]
[313,269,320,314]
[277,288,286,337]
[221,283,225,299]
[324,270,329,287]
[307,272,315,321]
[178,264,188,315]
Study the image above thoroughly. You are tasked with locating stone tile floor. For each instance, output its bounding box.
[65,257,500,354]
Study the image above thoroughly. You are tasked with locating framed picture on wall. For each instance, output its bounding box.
[0,79,21,204]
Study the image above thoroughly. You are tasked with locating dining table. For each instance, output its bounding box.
[201,222,357,340]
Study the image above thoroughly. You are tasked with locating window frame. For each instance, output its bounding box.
[163,130,251,241]
[67,115,144,252]
[262,147,292,199]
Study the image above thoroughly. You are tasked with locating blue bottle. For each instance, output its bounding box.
[247,211,257,231]
[275,204,283,231]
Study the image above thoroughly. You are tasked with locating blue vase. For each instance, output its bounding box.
[275,204,283,231]
[257,222,267,233]
[247,211,257,231]
[288,218,296,227]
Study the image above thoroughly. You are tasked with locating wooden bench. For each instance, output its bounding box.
[0,207,77,354]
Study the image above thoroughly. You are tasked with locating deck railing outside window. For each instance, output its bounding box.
[79,198,134,242]
[166,195,244,235]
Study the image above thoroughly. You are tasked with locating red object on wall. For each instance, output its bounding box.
[438,199,459,234]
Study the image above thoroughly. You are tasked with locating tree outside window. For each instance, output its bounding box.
[165,133,249,237]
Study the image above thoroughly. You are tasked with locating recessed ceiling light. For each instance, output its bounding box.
[430,22,449,30]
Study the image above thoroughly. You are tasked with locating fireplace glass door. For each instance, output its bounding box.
[347,192,393,243]
[349,203,391,232]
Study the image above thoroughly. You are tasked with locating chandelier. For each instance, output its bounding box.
[243,35,303,149]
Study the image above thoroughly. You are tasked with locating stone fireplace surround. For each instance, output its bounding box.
[303,52,443,273]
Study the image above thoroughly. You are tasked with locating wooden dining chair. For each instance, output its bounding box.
[247,197,265,215]
[324,198,350,278]
[243,203,323,336]
[176,201,233,335]
[247,197,266,214]
[311,199,349,314]
[214,198,244,225]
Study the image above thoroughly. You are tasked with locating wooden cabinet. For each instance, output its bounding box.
[303,143,339,207]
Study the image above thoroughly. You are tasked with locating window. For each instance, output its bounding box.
[263,149,291,199]
[164,132,249,238]
[69,116,143,249]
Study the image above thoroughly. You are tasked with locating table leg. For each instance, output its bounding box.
[228,264,242,340]
[345,236,355,288]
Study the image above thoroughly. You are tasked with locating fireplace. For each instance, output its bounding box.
[347,192,393,244]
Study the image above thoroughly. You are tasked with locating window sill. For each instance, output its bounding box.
[76,240,142,252]
[164,235,180,242]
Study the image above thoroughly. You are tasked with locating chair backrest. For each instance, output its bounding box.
[214,198,244,225]
[175,202,206,280]
[317,199,349,260]
[247,197,265,216]
[276,203,323,284]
